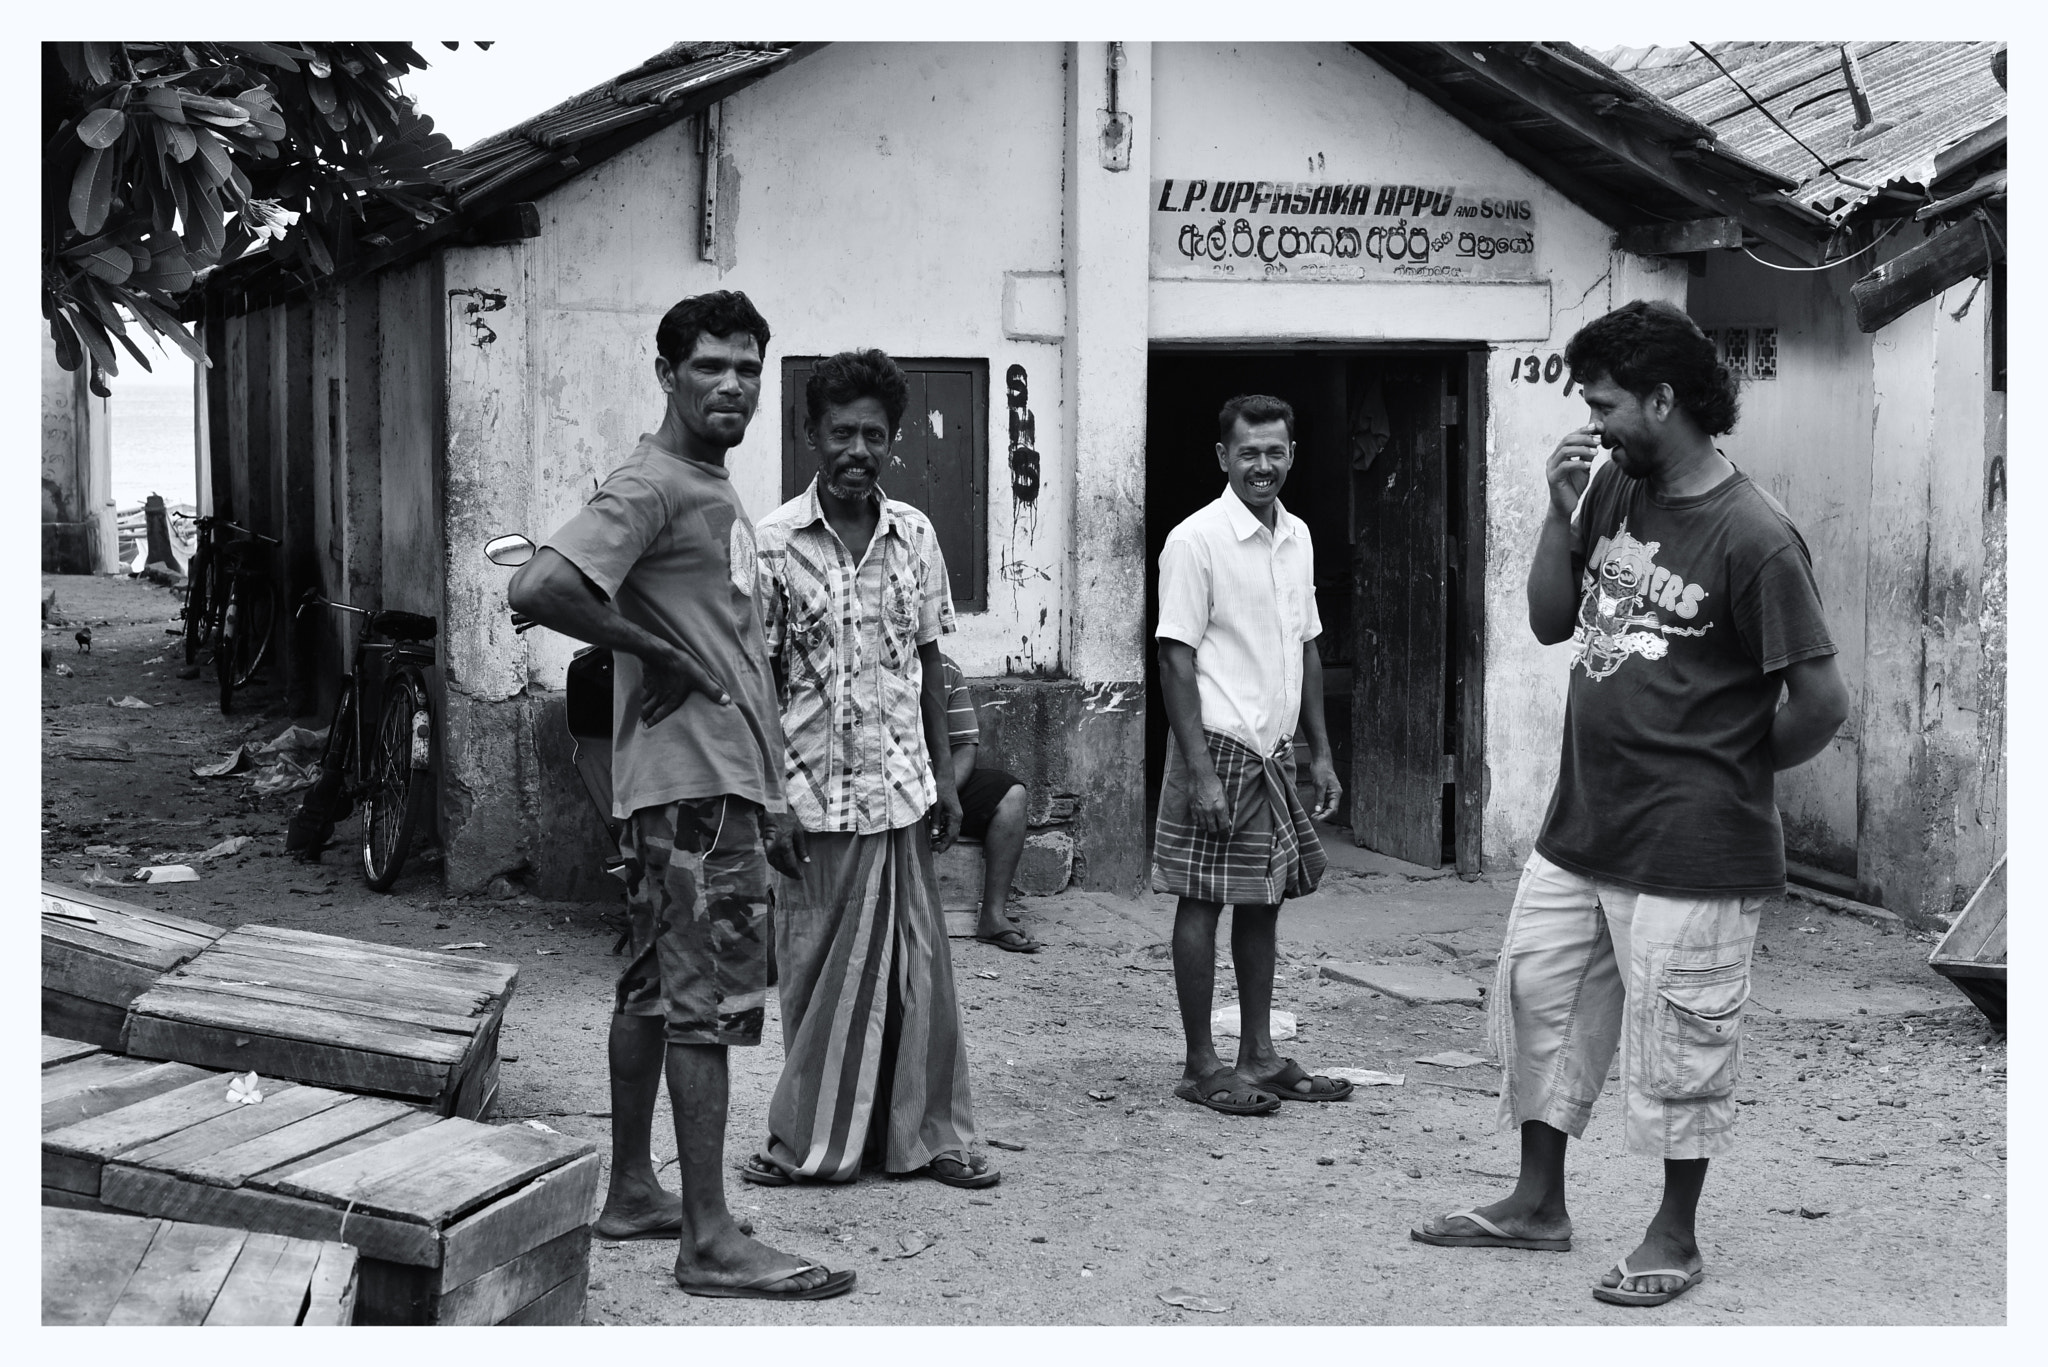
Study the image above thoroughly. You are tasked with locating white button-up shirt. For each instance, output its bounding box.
[1155,485,1322,755]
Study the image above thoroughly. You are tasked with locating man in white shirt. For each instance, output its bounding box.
[1154,393,1348,1116]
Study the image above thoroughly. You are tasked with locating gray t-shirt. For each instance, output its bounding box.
[543,436,786,818]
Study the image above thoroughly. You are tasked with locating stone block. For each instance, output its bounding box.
[1013,830,1073,896]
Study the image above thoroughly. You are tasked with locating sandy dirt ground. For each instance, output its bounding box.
[40,571,2007,1326]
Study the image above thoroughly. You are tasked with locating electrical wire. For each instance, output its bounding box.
[1740,215,1903,272]
[1689,41,1874,190]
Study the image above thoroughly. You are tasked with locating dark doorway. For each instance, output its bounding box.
[1143,348,1488,875]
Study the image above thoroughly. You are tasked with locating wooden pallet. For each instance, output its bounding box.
[42,881,226,1048]
[125,923,518,1118]
[43,1206,357,1325]
[42,1042,597,1326]
[1930,854,2006,1029]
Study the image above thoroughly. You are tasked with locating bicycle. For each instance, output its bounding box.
[286,591,439,892]
[180,515,272,667]
[188,519,281,712]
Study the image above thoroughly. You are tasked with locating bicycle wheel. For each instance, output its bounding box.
[363,670,433,892]
[287,680,357,858]
[230,574,276,687]
[216,576,242,713]
[182,544,214,665]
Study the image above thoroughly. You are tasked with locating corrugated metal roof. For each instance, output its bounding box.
[441,43,801,208]
[1593,41,2005,223]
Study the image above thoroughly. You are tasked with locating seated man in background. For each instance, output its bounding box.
[939,651,1043,954]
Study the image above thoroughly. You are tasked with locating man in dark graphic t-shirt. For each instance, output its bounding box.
[1410,301,1850,1309]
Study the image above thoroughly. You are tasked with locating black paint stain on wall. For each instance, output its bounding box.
[1006,364,1041,510]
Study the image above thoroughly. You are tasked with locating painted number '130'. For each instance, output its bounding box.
[1510,352,1574,395]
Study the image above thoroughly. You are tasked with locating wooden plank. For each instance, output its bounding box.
[1932,856,2007,966]
[300,1241,361,1325]
[204,1230,326,1325]
[179,1095,420,1189]
[123,1016,458,1101]
[44,1149,105,1196]
[99,1165,443,1266]
[262,1117,493,1202]
[296,1123,590,1227]
[173,947,501,1018]
[105,1218,250,1325]
[448,1013,505,1121]
[186,935,510,1002]
[497,1268,588,1325]
[121,1084,357,1174]
[150,968,490,1036]
[44,1060,214,1133]
[438,1151,600,1289]
[42,917,200,968]
[43,938,166,1003]
[437,1226,591,1326]
[42,1036,101,1068]
[227,924,519,990]
[127,984,475,1062]
[253,1108,442,1179]
[43,1072,273,1164]
[42,1052,158,1107]
[42,1185,119,1213]
[40,988,128,1050]
[1616,216,1744,255]
[1853,212,2002,334]
[42,1207,161,1325]
[42,880,227,941]
[1453,348,1489,880]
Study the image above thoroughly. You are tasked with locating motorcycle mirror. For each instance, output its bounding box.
[483,534,536,567]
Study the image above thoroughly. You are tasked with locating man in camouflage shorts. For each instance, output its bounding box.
[510,291,852,1301]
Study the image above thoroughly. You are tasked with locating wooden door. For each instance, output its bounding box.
[1352,358,1450,866]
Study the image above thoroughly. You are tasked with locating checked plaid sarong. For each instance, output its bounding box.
[1151,727,1326,905]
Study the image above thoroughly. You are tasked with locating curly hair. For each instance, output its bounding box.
[1217,393,1296,444]
[806,349,911,433]
[1564,299,1740,436]
[655,290,771,366]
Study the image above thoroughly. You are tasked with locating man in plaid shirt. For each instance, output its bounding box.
[744,349,997,1192]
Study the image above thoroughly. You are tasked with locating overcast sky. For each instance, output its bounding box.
[399,38,671,152]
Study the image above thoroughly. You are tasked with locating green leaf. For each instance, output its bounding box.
[82,42,113,85]
[143,86,187,124]
[68,306,121,378]
[73,243,134,284]
[165,122,199,162]
[192,129,233,185]
[77,107,128,147]
[50,312,84,372]
[89,364,112,399]
[69,144,116,235]
[113,326,155,373]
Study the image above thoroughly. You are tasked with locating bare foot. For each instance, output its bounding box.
[594,1187,683,1240]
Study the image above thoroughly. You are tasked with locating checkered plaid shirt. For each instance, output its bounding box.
[756,478,956,833]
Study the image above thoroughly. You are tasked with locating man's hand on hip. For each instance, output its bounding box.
[639,643,729,727]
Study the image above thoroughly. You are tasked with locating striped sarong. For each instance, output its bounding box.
[761,821,976,1181]
[1151,728,1327,905]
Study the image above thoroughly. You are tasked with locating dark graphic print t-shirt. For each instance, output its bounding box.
[1535,462,1836,897]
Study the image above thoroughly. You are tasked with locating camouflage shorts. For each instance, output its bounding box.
[616,796,770,1046]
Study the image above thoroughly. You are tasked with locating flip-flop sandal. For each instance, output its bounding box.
[676,1263,857,1301]
[1591,1256,1705,1306]
[1251,1057,1354,1102]
[1410,1208,1572,1251]
[739,1154,795,1187]
[1173,1066,1281,1116]
[916,1153,1001,1189]
[975,928,1043,953]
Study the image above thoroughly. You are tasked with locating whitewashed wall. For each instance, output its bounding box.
[1148,41,1682,869]
[448,42,1070,699]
